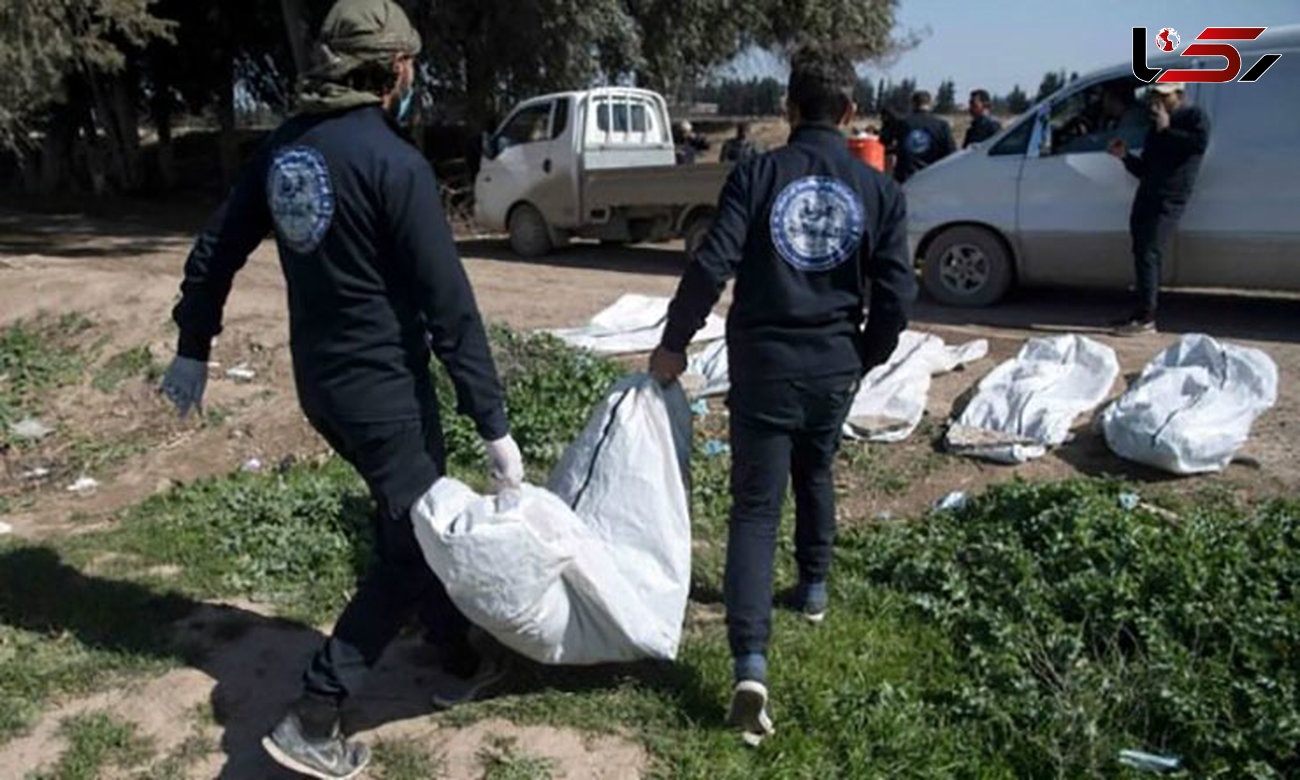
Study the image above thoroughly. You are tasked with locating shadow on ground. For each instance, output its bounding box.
[457,237,689,278]
[916,286,1300,345]
[0,546,713,777]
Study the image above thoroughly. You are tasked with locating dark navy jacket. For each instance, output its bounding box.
[893,110,955,182]
[1123,104,1210,206]
[662,123,916,386]
[964,114,1002,148]
[172,105,507,437]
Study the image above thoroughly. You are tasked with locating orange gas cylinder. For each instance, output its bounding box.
[848,133,886,171]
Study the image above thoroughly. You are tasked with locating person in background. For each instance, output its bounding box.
[878,106,903,173]
[893,90,954,182]
[721,121,762,163]
[647,42,915,746]
[159,1,522,776]
[674,119,711,164]
[1107,82,1210,336]
[963,88,1002,148]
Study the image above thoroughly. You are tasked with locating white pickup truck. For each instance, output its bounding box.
[473,87,731,258]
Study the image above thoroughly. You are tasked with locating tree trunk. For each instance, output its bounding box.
[279,0,313,79]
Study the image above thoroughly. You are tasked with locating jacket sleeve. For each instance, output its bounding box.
[860,184,916,372]
[1161,107,1210,154]
[661,163,751,353]
[1122,151,1146,178]
[385,154,508,440]
[171,143,273,361]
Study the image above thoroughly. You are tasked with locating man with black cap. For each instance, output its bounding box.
[648,42,915,745]
[1108,82,1210,336]
[159,1,521,776]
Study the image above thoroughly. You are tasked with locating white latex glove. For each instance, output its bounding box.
[160,356,208,419]
[485,433,524,493]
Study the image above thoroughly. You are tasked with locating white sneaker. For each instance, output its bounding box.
[726,680,775,746]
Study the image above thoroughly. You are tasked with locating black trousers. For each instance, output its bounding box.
[301,413,469,703]
[1129,196,1186,320]
[724,373,858,658]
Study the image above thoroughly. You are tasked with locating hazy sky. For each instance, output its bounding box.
[724,0,1300,96]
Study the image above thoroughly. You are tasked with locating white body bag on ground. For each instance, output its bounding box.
[683,331,988,443]
[550,294,724,355]
[845,331,988,442]
[1101,333,1278,474]
[412,375,692,665]
[946,334,1119,463]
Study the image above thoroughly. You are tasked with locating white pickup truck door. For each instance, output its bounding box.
[477,99,578,231]
[1014,79,1150,288]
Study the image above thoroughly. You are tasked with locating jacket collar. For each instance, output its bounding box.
[789,122,847,149]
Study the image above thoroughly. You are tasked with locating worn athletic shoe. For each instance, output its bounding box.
[727,680,775,747]
[262,712,370,780]
[793,580,829,624]
[431,654,510,709]
[1112,318,1157,337]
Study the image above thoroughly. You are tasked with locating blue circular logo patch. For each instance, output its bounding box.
[770,176,865,272]
[905,128,933,156]
[267,146,335,254]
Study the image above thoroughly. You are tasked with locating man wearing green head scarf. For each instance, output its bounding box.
[159,1,523,776]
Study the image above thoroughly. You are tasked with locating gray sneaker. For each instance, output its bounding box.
[726,680,775,747]
[431,654,510,709]
[262,712,370,780]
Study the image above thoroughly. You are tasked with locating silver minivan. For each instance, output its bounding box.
[906,24,1300,306]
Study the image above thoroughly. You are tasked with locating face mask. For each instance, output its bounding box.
[396,85,415,123]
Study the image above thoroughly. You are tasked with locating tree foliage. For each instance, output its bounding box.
[934,78,956,113]
[1036,68,1067,102]
[1006,84,1030,114]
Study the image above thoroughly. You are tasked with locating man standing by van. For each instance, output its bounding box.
[159,1,522,776]
[893,90,954,182]
[1108,82,1210,335]
[963,89,1001,148]
[647,43,915,744]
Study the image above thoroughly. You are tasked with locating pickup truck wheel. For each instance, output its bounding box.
[683,213,714,261]
[508,203,553,258]
[922,225,1014,307]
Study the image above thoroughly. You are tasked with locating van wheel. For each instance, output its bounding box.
[922,226,1014,307]
[683,212,715,260]
[509,203,553,258]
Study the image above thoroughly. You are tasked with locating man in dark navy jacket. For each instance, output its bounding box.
[649,42,916,744]
[158,2,521,776]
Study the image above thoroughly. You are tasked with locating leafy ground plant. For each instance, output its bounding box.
[859,480,1300,778]
[32,711,154,780]
[0,313,92,447]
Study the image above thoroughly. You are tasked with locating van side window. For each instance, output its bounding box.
[990,115,1033,156]
[1046,76,1147,155]
[551,98,570,139]
[498,102,553,150]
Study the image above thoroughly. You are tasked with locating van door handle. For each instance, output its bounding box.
[543,159,552,174]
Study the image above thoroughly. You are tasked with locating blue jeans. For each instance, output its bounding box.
[1130,196,1186,320]
[724,373,858,660]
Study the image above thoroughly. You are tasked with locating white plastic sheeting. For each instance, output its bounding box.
[412,375,692,665]
[946,335,1119,463]
[549,294,725,355]
[845,331,989,442]
[1102,333,1278,474]
[682,331,989,443]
